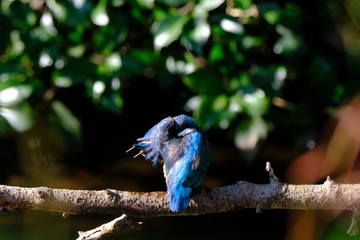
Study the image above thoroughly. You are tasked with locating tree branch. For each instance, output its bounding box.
[76,214,143,240]
[1,162,360,238]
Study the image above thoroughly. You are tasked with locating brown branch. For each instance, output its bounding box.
[1,179,360,215]
[76,214,142,240]
[1,162,360,238]
[3,180,360,216]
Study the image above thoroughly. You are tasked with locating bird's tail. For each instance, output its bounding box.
[166,161,192,213]
[167,182,192,213]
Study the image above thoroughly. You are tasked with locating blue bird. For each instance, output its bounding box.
[127,114,213,212]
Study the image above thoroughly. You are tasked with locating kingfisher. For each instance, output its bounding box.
[127,114,213,212]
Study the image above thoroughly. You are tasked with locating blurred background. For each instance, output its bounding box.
[1,0,360,239]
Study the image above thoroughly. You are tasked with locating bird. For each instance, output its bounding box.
[127,114,213,212]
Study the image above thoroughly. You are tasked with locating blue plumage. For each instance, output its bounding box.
[127,114,212,212]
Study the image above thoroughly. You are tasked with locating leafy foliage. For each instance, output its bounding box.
[1,0,359,157]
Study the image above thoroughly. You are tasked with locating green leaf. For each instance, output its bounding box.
[157,0,189,6]
[220,18,244,35]
[233,0,252,10]
[51,101,82,141]
[7,1,35,30]
[86,79,123,114]
[93,14,128,55]
[238,89,269,117]
[0,104,33,132]
[0,85,33,106]
[137,0,154,9]
[196,0,224,12]
[263,10,280,25]
[52,75,73,88]
[242,35,263,49]
[166,56,196,75]
[273,25,301,54]
[212,94,228,111]
[180,18,210,54]
[130,49,158,66]
[183,69,223,94]
[91,0,109,26]
[96,91,123,114]
[209,42,224,62]
[46,0,67,22]
[152,15,189,51]
[52,59,95,87]
[259,2,280,25]
[111,0,125,7]
[251,65,286,95]
[98,53,122,74]
[191,19,211,44]
[189,95,236,129]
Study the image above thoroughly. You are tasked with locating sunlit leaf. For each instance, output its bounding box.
[0,85,33,106]
[111,0,125,6]
[52,75,73,88]
[191,95,236,129]
[152,15,189,51]
[86,79,123,114]
[259,2,280,25]
[40,11,58,36]
[92,80,106,99]
[46,0,67,22]
[242,36,263,49]
[98,53,122,74]
[91,0,109,26]
[137,0,154,9]
[67,45,85,58]
[0,104,33,132]
[263,10,280,25]
[166,56,196,75]
[220,18,244,34]
[180,18,210,54]
[191,20,211,44]
[212,94,228,111]
[240,89,269,117]
[8,30,25,56]
[273,25,301,54]
[196,0,224,12]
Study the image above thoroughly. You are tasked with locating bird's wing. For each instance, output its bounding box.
[128,116,175,166]
[180,130,212,188]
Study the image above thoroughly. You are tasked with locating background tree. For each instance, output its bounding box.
[1,0,360,239]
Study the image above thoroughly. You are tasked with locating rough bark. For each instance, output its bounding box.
[1,163,359,239]
[1,177,360,217]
